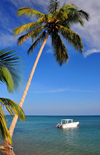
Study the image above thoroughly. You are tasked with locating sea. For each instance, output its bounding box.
[0,115,100,155]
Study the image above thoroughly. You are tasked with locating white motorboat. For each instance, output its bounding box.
[56,119,79,128]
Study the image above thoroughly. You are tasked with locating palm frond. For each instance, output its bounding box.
[0,113,12,144]
[13,20,44,36]
[37,14,50,23]
[53,9,70,28]
[0,105,6,119]
[18,26,44,46]
[63,3,77,12]
[17,7,44,18]
[79,10,89,21]
[0,66,14,92]
[48,0,60,14]
[59,25,83,52]
[66,11,85,26]
[51,33,69,66]
[0,49,23,92]
[52,4,83,27]
[0,98,26,121]
[53,7,68,22]
[60,3,89,26]
[28,31,46,55]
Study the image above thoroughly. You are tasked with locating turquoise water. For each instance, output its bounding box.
[0,116,100,155]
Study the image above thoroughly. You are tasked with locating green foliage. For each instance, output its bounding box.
[59,25,84,52]
[0,98,26,121]
[48,0,60,14]
[0,111,12,144]
[0,49,26,143]
[51,33,69,66]
[0,66,14,92]
[28,31,46,55]
[63,4,89,26]
[13,0,89,66]
[0,49,22,92]
[0,98,26,144]
[13,21,44,36]
[17,7,44,18]
[18,26,44,45]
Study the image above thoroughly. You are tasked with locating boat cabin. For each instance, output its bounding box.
[61,119,73,124]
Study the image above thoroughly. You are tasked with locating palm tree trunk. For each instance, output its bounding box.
[0,33,49,155]
[9,33,49,138]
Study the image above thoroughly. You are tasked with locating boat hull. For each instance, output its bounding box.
[56,122,79,128]
[62,122,79,128]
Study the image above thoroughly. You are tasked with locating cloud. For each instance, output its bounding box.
[8,0,48,11]
[33,88,69,93]
[32,88,96,93]
[83,49,100,58]
[46,49,53,54]
[0,33,17,48]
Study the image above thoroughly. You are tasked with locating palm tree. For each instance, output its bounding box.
[6,0,89,153]
[0,49,26,155]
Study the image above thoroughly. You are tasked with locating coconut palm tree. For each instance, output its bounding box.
[6,0,89,153]
[0,49,26,155]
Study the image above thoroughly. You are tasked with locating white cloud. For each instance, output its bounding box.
[0,33,17,48]
[46,49,53,54]
[83,49,100,57]
[33,88,69,93]
[32,88,96,93]
[8,0,48,11]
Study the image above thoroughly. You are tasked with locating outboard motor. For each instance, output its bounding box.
[56,123,62,128]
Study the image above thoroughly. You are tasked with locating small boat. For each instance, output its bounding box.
[56,119,79,128]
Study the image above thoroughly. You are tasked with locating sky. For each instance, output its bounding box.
[0,0,100,116]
